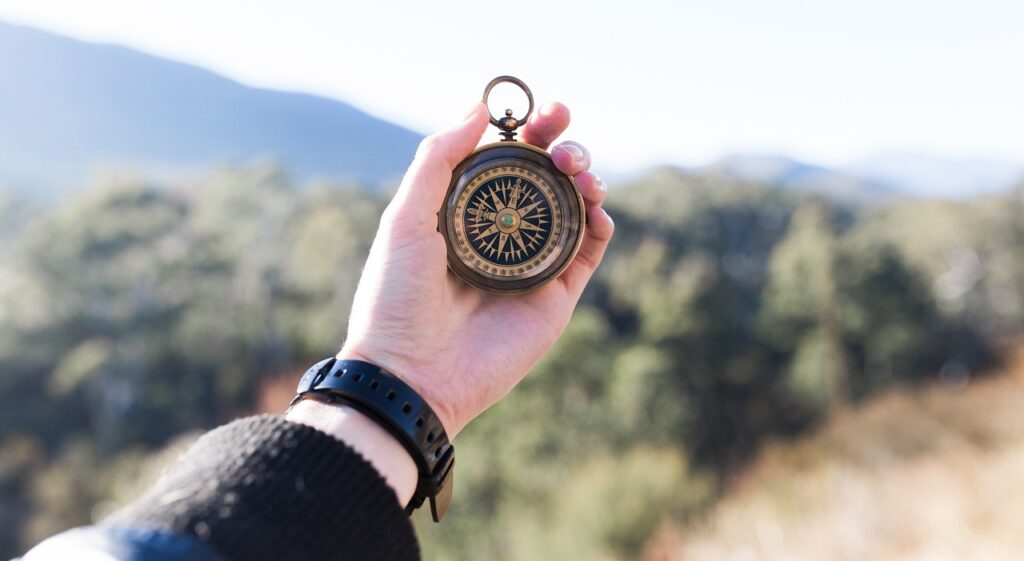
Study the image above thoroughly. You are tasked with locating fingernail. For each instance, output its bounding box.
[557,144,584,163]
[596,176,607,192]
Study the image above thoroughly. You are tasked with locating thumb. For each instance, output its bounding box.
[391,102,489,214]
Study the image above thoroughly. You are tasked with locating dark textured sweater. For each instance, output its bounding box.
[104,415,420,561]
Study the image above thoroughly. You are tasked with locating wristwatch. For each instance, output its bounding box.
[290,358,455,522]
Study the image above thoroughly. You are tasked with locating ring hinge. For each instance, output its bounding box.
[482,75,534,141]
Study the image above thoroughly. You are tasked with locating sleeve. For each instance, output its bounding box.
[21,525,228,561]
[24,415,420,561]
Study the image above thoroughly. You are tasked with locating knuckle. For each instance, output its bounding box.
[415,135,443,160]
[576,251,599,271]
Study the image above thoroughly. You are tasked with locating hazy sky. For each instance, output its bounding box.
[1,0,1021,172]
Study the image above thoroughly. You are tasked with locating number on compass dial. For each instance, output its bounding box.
[454,166,562,277]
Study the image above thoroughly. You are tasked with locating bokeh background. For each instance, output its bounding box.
[2,2,1023,560]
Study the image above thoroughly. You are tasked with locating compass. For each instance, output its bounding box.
[439,76,586,294]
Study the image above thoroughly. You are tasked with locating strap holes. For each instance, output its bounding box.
[352,373,363,382]
[434,448,442,458]
[334,368,345,377]
[386,390,397,401]
[415,417,424,428]
[402,403,412,414]
[426,432,435,443]
[369,380,380,391]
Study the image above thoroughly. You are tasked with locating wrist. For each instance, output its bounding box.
[290,356,458,521]
[285,399,417,507]
[336,345,461,436]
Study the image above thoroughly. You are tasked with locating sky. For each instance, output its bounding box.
[0,0,1021,173]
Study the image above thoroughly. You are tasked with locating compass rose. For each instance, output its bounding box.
[465,176,552,266]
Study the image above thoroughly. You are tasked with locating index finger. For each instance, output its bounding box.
[519,102,570,150]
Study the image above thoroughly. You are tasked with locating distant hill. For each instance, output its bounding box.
[703,154,895,203]
[2,22,1020,202]
[0,22,423,197]
[702,153,1023,201]
[849,153,1024,199]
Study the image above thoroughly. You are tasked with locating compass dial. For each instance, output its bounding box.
[455,167,560,277]
[441,145,585,294]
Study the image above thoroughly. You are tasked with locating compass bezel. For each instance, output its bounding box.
[439,142,586,294]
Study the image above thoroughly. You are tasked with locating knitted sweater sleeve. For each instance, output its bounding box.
[102,415,421,561]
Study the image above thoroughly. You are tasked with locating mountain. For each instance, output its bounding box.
[2,22,1020,201]
[848,153,1024,199]
[703,154,895,203]
[0,22,422,197]
[704,153,1023,201]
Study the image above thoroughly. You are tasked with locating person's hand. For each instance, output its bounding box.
[288,101,613,506]
[340,101,614,437]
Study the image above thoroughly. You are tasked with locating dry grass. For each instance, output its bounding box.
[645,342,1024,561]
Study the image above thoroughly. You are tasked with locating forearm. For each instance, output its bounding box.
[285,399,418,506]
[100,415,419,561]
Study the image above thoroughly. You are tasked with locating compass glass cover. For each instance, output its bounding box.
[443,148,583,292]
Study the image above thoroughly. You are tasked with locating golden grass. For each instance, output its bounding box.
[645,342,1024,561]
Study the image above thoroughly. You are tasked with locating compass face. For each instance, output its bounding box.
[457,167,557,275]
[441,145,586,293]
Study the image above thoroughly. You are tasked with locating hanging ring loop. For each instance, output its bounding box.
[482,76,534,140]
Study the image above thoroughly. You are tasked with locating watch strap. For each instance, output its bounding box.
[292,358,455,522]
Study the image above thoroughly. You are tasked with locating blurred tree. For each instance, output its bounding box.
[606,174,799,471]
[836,242,945,397]
[760,203,849,415]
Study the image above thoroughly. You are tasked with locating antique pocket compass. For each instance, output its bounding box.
[439,76,586,294]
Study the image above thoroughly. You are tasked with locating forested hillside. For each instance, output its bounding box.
[1,166,1022,559]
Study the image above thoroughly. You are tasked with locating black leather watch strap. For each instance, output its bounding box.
[291,358,455,522]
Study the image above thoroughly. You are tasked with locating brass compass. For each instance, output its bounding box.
[439,76,586,294]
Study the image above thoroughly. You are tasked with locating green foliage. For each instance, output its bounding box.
[759,203,839,346]
[0,167,1018,559]
[785,327,846,415]
[0,169,381,555]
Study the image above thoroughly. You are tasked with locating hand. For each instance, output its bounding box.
[288,101,613,507]
[340,101,614,437]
